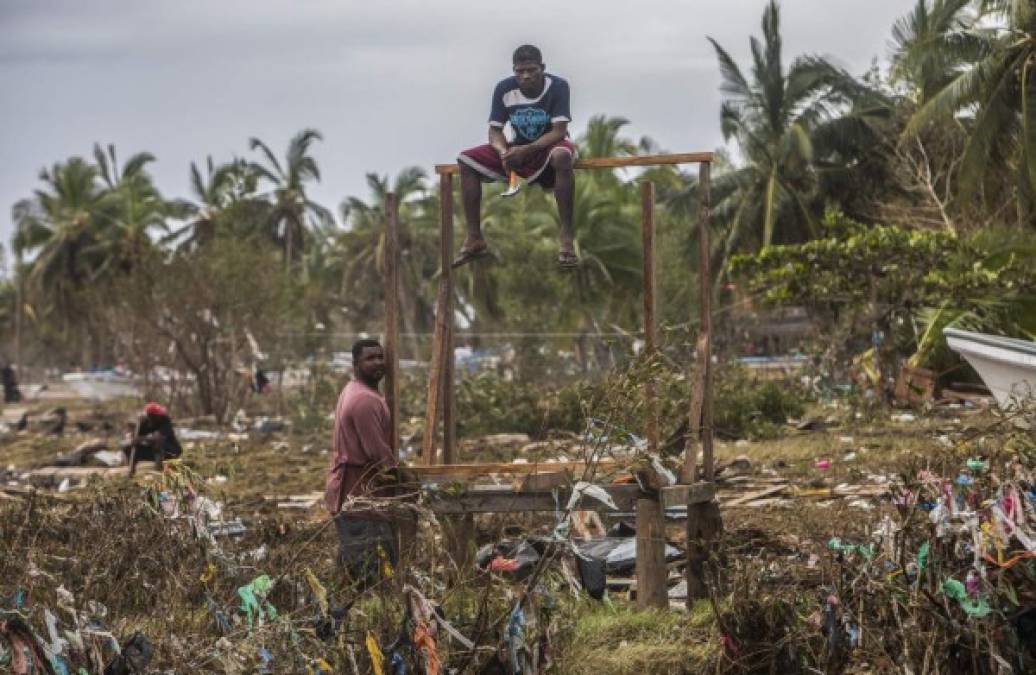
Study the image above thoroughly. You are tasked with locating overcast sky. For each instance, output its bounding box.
[1,0,910,244]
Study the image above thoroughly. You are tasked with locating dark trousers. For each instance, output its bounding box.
[334,514,399,589]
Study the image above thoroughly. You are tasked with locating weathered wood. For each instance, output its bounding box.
[641,180,658,453]
[425,483,643,514]
[723,483,789,506]
[442,172,456,464]
[682,334,708,484]
[421,175,455,465]
[698,161,714,481]
[660,482,715,508]
[518,471,571,492]
[635,497,668,609]
[421,281,448,464]
[383,192,400,454]
[685,501,722,607]
[436,152,714,175]
[401,459,619,479]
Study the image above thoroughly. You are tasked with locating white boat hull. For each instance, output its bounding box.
[944,328,1036,412]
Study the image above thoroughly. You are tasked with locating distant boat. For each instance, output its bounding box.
[944,328,1036,413]
[61,371,140,401]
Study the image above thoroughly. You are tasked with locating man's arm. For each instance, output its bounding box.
[502,121,568,168]
[488,126,509,156]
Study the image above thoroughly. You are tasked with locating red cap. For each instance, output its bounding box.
[144,402,167,417]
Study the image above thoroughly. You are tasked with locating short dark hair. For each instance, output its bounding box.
[352,338,382,363]
[513,44,543,65]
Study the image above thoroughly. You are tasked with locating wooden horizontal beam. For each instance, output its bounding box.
[402,459,620,479]
[425,483,643,514]
[423,481,714,514]
[660,482,715,508]
[435,152,714,175]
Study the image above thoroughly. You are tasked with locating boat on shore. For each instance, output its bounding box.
[944,328,1036,415]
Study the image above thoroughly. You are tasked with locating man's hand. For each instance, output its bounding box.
[501,145,531,171]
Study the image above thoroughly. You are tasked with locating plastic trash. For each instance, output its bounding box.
[814,459,831,470]
[304,568,329,617]
[566,481,619,511]
[942,578,992,617]
[238,575,277,629]
[966,458,988,472]
[257,647,273,675]
[828,537,874,560]
[366,631,385,675]
[103,632,153,675]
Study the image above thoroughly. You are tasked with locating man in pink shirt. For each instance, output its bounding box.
[324,338,399,587]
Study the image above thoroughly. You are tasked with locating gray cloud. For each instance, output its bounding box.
[1,0,909,244]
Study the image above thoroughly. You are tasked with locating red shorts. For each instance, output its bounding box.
[457,139,577,190]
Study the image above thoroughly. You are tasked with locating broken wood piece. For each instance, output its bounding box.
[402,459,619,480]
[723,482,789,506]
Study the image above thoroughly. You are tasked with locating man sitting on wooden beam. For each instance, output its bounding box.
[324,338,400,588]
[454,44,579,270]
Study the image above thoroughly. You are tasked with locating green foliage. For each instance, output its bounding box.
[455,372,587,438]
[731,210,1036,368]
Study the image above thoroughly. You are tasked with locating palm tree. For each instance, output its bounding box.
[337,168,440,354]
[91,143,172,274]
[890,0,987,106]
[11,157,111,346]
[904,0,1036,223]
[249,129,333,265]
[170,156,248,251]
[707,0,872,252]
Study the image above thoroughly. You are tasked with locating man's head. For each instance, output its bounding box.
[512,44,545,96]
[352,338,386,386]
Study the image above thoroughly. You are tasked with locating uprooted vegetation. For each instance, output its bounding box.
[2,378,1035,673]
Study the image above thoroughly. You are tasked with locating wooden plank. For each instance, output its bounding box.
[442,172,456,464]
[698,161,714,481]
[641,180,658,453]
[636,497,668,609]
[402,459,619,479]
[723,483,788,506]
[426,483,643,514]
[682,333,707,484]
[421,280,448,464]
[660,482,715,508]
[435,152,714,175]
[383,192,400,454]
[421,175,454,465]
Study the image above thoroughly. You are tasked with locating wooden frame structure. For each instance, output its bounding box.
[381,151,718,609]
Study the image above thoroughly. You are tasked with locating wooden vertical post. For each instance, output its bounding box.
[635,497,668,609]
[635,180,667,610]
[422,175,454,465]
[442,174,457,465]
[383,192,400,454]
[699,162,714,481]
[641,181,658,453]
[685,160,719,607]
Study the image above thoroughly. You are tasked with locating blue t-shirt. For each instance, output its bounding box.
[489,74,571,145]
